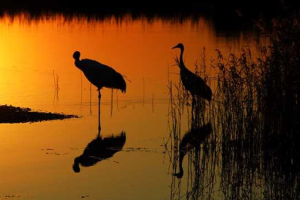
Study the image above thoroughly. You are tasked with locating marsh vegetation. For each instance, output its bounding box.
[167,14,300,200]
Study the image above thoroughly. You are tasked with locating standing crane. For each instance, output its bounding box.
[73,51,126,134]
[172,43,212,103]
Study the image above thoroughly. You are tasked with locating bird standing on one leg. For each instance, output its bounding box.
[73,51,126,135]
[172,43,212,103]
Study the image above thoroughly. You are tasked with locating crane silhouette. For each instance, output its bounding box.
[173,123,212,178]
[73,51,126,134]
[73,132,126,173]
[172,43,212,103]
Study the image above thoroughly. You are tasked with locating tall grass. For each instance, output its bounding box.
[167,14,300,200]
[53,70,59,104]
[167,48,218,200]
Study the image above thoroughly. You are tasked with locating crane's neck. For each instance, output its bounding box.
[74,156,81,165]
[75,59,84,72]
[179,47,185,69]
[176,150,185,178]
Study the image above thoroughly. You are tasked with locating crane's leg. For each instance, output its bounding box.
[98,90,102,137]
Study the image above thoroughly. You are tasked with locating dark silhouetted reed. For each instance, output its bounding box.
[53,70,59,104]
[167,13,300,200]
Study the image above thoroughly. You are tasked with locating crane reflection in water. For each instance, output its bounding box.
[173,123,212,179]
[73,132,126,173]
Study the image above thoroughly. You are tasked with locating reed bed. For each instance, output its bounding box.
[167,14,300,200]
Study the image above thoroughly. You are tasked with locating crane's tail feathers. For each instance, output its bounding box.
[122,75,132,83]
[114,72,127,93]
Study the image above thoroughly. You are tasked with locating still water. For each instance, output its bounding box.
[0,13,258,200]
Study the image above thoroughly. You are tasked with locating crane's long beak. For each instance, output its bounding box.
[172,45,179,49]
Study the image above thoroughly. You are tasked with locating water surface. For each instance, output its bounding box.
[0,13,261,200]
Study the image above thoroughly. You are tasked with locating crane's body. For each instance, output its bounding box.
[73,51,126,134]
[74,55,126,92]
[172,43,212,102]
